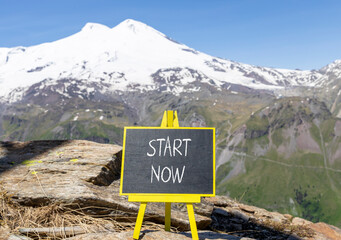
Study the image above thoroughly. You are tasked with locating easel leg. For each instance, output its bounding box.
[186,203,199,240]
[165,202,171,231]
[133,202,147,239]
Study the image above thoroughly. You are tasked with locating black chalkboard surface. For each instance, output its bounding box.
[120,127,215,196]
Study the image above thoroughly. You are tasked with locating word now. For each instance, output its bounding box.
[147,136,192,157]
[151,165,186,183]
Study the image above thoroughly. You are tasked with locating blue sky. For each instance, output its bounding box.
[0,0,340,70]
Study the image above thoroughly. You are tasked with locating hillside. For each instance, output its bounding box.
[0,86,274,144]
[216,97,341,226]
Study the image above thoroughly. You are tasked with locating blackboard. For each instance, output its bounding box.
[120,127,215,196]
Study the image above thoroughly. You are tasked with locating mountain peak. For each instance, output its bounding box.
[334,59,341,65]
[81,22,110,32]
[113,19,161,35]
[320,59,341,74]
[118,19,147,28]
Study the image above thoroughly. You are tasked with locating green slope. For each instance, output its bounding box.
[217,97,341,227]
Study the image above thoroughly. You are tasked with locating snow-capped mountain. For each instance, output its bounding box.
[0,19,338,103]
[1,19,341,227]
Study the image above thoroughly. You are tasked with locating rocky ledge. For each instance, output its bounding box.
[0,140,340,240]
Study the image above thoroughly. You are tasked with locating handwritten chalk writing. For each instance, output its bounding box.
[164,137,172,156]
[173,139,182,156]
[147,140,157,157]
[151,165,160,182]
[151,165,186,183]
[161,166,171,182]
[172,165,186,183]
[147,137,192,157]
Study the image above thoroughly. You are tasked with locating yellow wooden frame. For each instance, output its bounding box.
[119,110,216,240]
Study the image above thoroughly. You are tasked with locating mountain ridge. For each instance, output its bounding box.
[0,19,338,104]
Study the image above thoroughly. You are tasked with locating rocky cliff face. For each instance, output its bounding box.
[0,140,341,240]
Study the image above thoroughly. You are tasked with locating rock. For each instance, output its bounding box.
[287,234,301,240]
[203,196,236,208]
[238,205,255,214]
[244,128,269,139]
[67,230,245,240]
[193,200,214,217]
[0,140,210,231]
[292,217,313,226]
[228,209,250,222]
[229,223,243,231]
[0,140,129,211]
[267,211,287,223]
[307,222,341,240]
[284,214,293,221]
[213,208,229,217]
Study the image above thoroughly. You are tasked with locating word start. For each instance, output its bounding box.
[147,136,191,183]
[147,136,191,157]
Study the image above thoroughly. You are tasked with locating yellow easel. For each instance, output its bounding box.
[130,110,200,240]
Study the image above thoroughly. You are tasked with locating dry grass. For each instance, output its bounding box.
[261,218,315,238]
[0,192,114,239]
[0,186,168,239]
